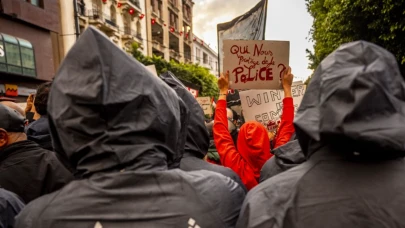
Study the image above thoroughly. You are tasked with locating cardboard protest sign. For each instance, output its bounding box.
[223,40,290,90]
[240,82,306,126]
[196,97,213,115]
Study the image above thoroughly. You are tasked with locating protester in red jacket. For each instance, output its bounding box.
[214,68,295,190]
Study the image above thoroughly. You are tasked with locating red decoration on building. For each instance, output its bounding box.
[185,33,189,39]
[193,37,196,41]
[170,27,175,33]
[102,0,107,4]
[164,23,167,26]
[139,14,145,19]
[151,18,156,24]
[117,2,122,7]
[179,31,183,36]
[129,8,135,15]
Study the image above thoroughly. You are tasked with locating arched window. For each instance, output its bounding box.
[123,13,132,35]
[92,0,101,17]
[110,5,117,24]
[136,20,142,37]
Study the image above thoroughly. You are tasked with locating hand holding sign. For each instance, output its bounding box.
[282,67,294,97]
[218,71,230,101]
[218,71,230,94]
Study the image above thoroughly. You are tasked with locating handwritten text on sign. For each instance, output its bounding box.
[196,97,213,115]
[223,40,290,90]
[240,83,306,126]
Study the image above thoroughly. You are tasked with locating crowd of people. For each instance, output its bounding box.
[0,27,404,227]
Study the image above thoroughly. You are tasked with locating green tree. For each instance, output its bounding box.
[305,0,405,83]
[131,43,219,98]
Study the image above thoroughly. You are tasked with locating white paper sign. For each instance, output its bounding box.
[240,83,306,126]
[18,87,37,96]
[196,97,213,115]
[145,65,158,77]
[223,40,290,90]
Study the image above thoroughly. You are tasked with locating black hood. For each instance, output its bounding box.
[26,116,53,151]
[294,41,405,160]
[160,72,209,158]
[272,140,305,168]
[48,27,188,177]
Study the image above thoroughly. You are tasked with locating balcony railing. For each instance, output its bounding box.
[103,14,117,27]
[152,10,161,18]
[168,0,179,11]
[123,27,143,39]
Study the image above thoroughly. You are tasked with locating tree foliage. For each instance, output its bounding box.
[306,0,405,80]
[131,43,219,98]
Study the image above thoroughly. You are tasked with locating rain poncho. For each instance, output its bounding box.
[236,41,405,228]
[259,139,305,182]
[160,72,246,191]
[15,27,245,228]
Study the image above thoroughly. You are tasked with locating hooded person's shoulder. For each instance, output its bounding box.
[15,189,59,228]
[180,156,246,192]
[180,169,246,226]
[260,140,305,182]
[16,169,245,228]
[237,161,313,228]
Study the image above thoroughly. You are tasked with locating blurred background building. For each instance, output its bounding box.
[0,0,62,102]
[192,33,218,77]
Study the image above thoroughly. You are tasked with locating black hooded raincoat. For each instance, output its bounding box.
[15,27,245,228]
[160,72,246,191]
[259,139,305,182]
[236,41,405,228]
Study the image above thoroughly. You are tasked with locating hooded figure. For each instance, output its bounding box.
[236,41,405,228]
[160,72,246,192]
[214,100,295,190]
[15,27,245,228]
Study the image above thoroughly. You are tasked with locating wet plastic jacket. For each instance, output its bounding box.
[15,27,244,228]
[0,140,72,203]
[236,41,405,228]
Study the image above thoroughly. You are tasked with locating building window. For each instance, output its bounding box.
[203,52,208,64]
[136,20,142,38]
[169,11,178,30]
[195,48,201,61]
[26,0,43,8]
[0,34,36,77]
[110,5,117,25]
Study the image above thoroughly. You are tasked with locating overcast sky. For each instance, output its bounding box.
[193,0,314,81]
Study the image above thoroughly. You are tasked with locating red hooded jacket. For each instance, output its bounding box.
[213,97,295,190]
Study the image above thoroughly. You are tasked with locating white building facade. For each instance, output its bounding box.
[192,34,219,77]
[60,0,148,56]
